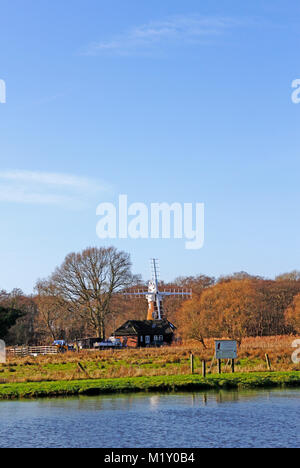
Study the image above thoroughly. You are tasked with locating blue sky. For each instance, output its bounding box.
[0,0,300,293]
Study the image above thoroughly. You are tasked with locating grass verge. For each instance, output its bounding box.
[0,371,299,400]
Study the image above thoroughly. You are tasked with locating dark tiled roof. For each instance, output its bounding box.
[113,319,176,337]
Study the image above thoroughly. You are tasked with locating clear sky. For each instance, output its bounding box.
[0,0,300,293]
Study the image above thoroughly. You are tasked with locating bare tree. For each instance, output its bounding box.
[35,280,68,341]
[49,246,136,339]
[276,271,300,282]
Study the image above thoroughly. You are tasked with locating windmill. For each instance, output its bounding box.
[124,259,192,321]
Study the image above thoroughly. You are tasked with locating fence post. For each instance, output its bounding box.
[265,354,272,371]
[231,359,235,374]
[202,360,206,378]
[77,362,90,379]
[190,353,194,375]
[218,359,222,374]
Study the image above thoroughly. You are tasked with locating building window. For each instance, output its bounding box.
[159,335,163,341]
[145,336,151,344]
[140,336,143,343]
[154,335,158,341]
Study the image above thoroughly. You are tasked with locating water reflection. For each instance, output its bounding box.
[24,387,299,412]
[0,389,299,448]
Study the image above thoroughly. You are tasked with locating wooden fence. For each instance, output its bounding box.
[7,346,58,357]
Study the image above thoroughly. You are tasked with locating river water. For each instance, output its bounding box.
[0,389,299,448]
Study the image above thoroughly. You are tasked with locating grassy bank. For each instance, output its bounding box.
[2,336,299,385]
[0,371,299,400]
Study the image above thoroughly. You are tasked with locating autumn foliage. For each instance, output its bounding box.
[285,294,300,334]
[176,276,300,343]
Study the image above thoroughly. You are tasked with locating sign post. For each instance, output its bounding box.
[215,340,238,374]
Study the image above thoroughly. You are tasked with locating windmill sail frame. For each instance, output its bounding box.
[123,259,192,320]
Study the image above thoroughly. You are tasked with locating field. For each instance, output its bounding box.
[1,336,299,387]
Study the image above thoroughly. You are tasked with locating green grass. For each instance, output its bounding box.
[0,371,299,400]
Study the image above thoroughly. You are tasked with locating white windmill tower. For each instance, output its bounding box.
[125,259,192,321]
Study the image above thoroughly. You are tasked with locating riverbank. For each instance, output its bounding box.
[0,371,299,400]
[2,336,299,385]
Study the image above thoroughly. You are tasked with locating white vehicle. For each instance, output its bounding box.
[94,337,122,350]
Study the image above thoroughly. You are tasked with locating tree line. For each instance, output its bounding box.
[176,274,300,345]
[0,247,300,346]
